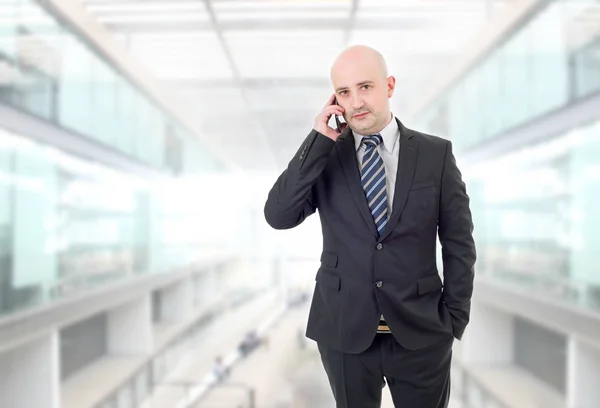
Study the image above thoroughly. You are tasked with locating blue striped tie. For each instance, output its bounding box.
[360,134,388,236]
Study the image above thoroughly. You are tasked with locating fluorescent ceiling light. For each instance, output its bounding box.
[97,12,210,23]
[129,32,218,40]
[217,11,350,20]
[360,0,496,8]
[214,0,351,11]
[225,29,344,42]
[357,10,484,20]
[130,38,221,47]
[86,2,206,13]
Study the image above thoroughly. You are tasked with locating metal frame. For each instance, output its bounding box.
[461,89,600,167]
[102,18,439,33]
[0,103,167,179]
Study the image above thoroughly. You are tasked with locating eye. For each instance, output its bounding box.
[339,90,348,95]
[362,84,371,90]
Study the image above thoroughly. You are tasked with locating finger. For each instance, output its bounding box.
[323,93,337,109]
[321,105,344,117]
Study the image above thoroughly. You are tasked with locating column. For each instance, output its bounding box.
[457,300,515,365]
[567,336,600,408]
[194,270,214,308]
[108,294,153,355]
[159,278,193,323]
[0,332,60,408]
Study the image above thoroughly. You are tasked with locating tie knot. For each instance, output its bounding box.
[363,134,383,149]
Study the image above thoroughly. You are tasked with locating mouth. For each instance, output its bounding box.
[353,112,369,119]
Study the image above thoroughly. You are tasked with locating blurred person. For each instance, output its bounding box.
[238,329,266,357]
[212,355,229,383]
[263,45,476,408]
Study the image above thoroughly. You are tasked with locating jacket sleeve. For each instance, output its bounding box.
[264,130,336,230]
[438,140,476,340]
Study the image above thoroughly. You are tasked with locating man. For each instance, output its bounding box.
[264,45,476,408]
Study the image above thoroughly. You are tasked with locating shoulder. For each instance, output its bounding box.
[403,125,451,152]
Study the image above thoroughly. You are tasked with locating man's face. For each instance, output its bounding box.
[331,58,395,135]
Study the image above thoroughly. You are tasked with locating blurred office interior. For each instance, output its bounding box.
[1,0,600,407]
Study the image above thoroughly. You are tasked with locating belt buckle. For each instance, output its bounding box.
[377,321,391,333]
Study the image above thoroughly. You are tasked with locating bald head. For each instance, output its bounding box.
[330,45,388,81]
[329,45,395,136]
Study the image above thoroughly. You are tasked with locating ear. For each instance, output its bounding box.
[387,76,396,98]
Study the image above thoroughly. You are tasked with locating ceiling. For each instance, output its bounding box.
[80,0,518,171]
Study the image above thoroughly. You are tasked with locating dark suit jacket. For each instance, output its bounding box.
[264,118,476,354]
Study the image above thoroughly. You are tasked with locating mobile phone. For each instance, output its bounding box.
[333,98,344,133]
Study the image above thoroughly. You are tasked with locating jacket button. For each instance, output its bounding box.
[375,281,383,288]
[376,243,383,250]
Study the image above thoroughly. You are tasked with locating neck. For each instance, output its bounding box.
[370,112,393,135]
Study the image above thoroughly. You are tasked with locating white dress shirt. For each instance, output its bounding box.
[352,114,400,216]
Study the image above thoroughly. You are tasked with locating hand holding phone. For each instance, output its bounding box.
[313,94,346,141]
[333,98,346,134]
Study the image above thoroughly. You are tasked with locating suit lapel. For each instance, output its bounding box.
[336,129,379,238]
[379,120,418,242]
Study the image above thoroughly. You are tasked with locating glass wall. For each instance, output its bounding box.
[464,118,600,312]
[415,0,600,152]
[412,0,600,313]
[0,0,223,173]
[0,126,233,317]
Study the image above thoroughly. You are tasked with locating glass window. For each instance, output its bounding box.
[58,33,92,136]
[90,56,116,146]
[150,108,165,168]
[0,0,226,172]
[0,126,154,316]
[500,25,530,130]
[12,140,57,301]
[0,0,227,319]
[0,1,18,59]
[529,0,569,116]
[11,1,60,120]
[465,118,600,313]
[114,75,135,155]
[572,36,600,99]
[466,66,484,147]
[447,83,465,151]
[136,98,152,162]
[480,53,503,139]
[414,0,585,153]
[0,133,14,313]
[0,1,19,105]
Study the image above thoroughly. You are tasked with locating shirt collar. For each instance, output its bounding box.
[353,113,399,154]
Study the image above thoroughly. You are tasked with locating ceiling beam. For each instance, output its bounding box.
[159,72,443,89]
[163,77,331,88]
[203,0,240,80]
[88,6,348,16]
[344,0,360,45]
[104,18,430,33]
[202,0,278,168]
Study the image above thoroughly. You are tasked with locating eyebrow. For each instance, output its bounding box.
[335,81,375,93]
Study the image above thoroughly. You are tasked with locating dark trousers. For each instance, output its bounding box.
[317,333,453,408]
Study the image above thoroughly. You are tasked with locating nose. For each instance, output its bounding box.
[351,95,364,111]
